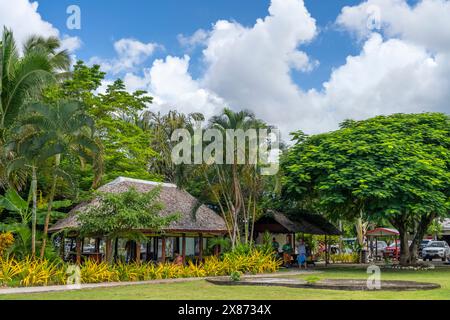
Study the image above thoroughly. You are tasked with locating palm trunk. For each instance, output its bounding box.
[40,154,61,259]
[31,165,37,258]
[250,199,257,244]
[232,164,241,246]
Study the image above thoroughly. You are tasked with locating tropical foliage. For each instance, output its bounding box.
[0,248,280,287]
[283,113,450,265]
[0,25,448,276]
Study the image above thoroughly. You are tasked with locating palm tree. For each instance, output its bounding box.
[138,110,204,184]
[207,108,266,247]
[0,28,70,189]
[22,35,71,75]
[18,100,102,258]
[6,126,53,257]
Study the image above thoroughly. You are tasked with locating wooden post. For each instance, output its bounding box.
[214,236,220,256]
[136,241,141,264]
[161,237,166,263]
[114,238,119,263]
[325,235,328,267]
[198,233,203,263]
[95,238,100,252]
[395,237,399,261]
[76,238,82,265]
[182,234,186,264]
[60,234,65,259]
[375,237,378,261]
[293,233,296,254]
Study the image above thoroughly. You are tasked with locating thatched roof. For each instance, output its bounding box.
[49,177,228,235]
[254,211,341,236]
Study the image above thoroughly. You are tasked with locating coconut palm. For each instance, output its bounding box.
[0,27,71,189]
[22,35,71,75]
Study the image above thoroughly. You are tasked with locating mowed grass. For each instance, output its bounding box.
[1,267,450,300]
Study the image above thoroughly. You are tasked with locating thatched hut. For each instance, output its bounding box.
[253,211,341,264]
[49,177,227,264]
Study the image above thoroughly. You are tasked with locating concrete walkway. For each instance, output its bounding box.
[0,270,317,295]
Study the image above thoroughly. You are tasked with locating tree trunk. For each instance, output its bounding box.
[105,237,113,264]
[76,237,82,265]
[40,154,61,259]
[409,214,436,264]
[398,226,410,266]
[31,165,37,258]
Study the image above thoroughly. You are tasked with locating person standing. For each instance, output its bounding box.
[297,239,307,269]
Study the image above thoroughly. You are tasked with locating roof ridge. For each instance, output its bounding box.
[106,177,177,188]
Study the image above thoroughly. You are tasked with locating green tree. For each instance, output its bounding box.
[0,28,70,189]
[139,110,204,184]
[44,62,159,187]
[283,113,450,265]
[78,187,180,263]
[20,101,102,257]
[6,126,54,257]
[201,108,268,247]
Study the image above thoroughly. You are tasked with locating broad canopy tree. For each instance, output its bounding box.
[283,113,450,265]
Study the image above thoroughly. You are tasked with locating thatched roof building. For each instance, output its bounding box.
[254,211,341,236]
[49,177,228,235]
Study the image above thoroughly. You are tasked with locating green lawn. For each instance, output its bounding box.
[1,267,450,300]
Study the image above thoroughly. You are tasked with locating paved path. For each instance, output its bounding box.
[0,270,317,295]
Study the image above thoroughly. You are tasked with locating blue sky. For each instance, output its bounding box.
[2,0,448,135]
[37,0,363,90]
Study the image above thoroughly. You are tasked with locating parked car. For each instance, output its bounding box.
[384,240,412,258]
[419,239,433,257]
[422,241,450,261]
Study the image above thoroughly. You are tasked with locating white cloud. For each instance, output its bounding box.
[337,0,450,53]
[317,33,450,121]
[100,0,450,137]
[0,0,57,44]
[177,29,209,49]
[89,38,160,75]
[60,35,82,52]
[0,0,81,53]
[123,55,224,119]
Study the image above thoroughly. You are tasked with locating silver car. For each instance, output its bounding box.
[422,241,450,261]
